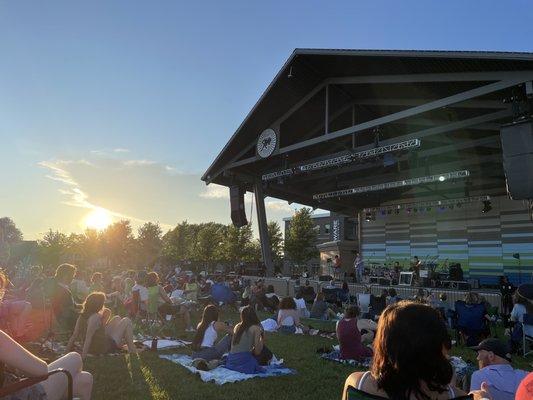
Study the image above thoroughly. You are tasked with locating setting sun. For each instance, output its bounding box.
[84,208,112,230]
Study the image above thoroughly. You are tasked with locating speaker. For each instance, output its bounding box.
[500,120,533,199]
[230,185,248,227]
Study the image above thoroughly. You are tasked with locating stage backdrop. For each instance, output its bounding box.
[361,196,532,285]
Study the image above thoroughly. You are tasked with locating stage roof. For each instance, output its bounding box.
[203,49,533,215]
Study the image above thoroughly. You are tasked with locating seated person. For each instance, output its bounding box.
[0,329,93,400]
[455,292,490,346]
[67,292,136,358]
[0,273,32,340]
[336,305,373,360]
[70,270,89,303]
[225,306,272,374]
[127,271,148,315]
[386,288,399,306]
[294,293,310,318]
[184,277,199,302]
[370,290,388,318]
[263,285,280,312]
[211,277,236,307]
[298,280,316,303]
[343,301,468,400]
[277,297,307,334]
[310,292,336,320]
[191,305,233,364]
[146,272,194,332]
[338,281,351,304]
[509,283,533,350]
[89,272,104,293]
[48,263,80,330]
[470,338,528,400]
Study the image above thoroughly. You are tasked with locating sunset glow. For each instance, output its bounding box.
[84,208,112,230]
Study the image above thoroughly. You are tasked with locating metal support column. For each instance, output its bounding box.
[254,180,274,277]
[325,84,329,134]
[357,211,363,254]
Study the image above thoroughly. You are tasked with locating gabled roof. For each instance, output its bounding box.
[203,49,533,214]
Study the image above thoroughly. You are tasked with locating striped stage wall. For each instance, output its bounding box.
[361,196,533,285]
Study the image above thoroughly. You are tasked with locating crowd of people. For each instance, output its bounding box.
[0,261,532,399]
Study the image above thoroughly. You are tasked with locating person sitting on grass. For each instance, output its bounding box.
[343,301,470,400]
[0,272,32,341]
[67,292,137,358]
[89,272,104,293]
[145,272,194,332]
[211,276,237,308]
[191,305,233,369]
[310,292,336,320]
[277,297,307,334]
[470,338,528,400]
[294,293,310,318]
[225,305,272,374]
[0,329,93,400]
[49,263,80,330]
[336,305,373,361]
[386,287,399,306]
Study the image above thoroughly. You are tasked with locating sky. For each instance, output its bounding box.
[1,1,533,240]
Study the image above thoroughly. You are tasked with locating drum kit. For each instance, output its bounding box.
[365,255,460,287]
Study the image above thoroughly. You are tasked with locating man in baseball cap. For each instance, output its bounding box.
[470,338,528,400]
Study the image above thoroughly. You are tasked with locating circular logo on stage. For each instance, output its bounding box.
[256,128,277,158]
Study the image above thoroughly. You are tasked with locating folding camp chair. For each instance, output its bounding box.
[522,313,533,357]
[454,300,488,346]
[357,294,371,317]
[0,368,73,400]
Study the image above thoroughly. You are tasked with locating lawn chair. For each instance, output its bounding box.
[454,300,488,346]
[522,313,533,357]
[0,367,73,400]
[369,295,386,319]
[357,294,371,317]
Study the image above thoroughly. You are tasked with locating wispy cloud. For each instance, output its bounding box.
[38,158,174,230]
[200,184,229,199]
[113,148,130,153]
[123,159,156,166]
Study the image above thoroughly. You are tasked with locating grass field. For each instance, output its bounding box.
[82,309,532,400]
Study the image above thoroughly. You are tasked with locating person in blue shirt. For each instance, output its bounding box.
[210,276,236,307]
[470,338,528,400]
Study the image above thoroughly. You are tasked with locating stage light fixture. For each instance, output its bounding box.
[482,200,492,213]
[263,138,421,181]
[313,170,469,200]
[438,175,446,182]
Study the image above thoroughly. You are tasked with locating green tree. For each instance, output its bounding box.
[161,221,195,265]
[101,220,135,267]
[0,217,23,266]
[193,223,224,264]
[267,221,284,262]
[38,229,68,269]
[284,208,318,266]
[221,224,256,263]
[136,222,163,267]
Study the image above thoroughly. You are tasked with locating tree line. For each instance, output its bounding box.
[0,208,317,271]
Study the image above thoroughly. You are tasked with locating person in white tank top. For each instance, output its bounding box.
[192,305,233,362]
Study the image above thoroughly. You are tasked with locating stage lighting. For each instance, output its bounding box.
[365,211,372,222]
[482,200,492,213]
[438,175,446,182]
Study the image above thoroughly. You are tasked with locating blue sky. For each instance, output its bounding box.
[1,1,532,239]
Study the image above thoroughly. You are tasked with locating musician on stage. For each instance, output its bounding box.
[411,256,422,282]
[334,254,342,280]
[353,251,364,283]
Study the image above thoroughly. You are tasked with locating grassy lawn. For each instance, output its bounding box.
[82,310,532,400]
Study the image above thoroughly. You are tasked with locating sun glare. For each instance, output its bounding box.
[84,208,112,230]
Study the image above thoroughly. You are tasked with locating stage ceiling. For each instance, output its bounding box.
[203,49,533,215]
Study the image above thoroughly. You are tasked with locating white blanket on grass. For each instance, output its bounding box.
[160,354,295,385]
[141,339,191,349]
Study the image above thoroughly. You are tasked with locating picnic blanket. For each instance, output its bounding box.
[321,348,372,368]
[141,339,191,350]
[160,354,295,385]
